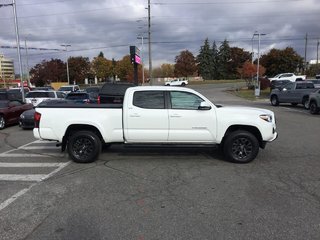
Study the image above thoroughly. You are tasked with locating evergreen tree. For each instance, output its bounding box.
[211,41,219,79]
[217,39,231,79]
[197,38,212,80]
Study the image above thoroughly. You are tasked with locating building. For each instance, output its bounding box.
[0,54,15,82]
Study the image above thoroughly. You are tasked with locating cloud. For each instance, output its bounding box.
[0,0,319,73]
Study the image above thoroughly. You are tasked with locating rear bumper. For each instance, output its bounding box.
[33,128,40,139]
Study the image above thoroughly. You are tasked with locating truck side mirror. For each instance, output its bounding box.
[198,101,211,110]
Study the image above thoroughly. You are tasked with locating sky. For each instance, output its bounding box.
[0,0,319,74]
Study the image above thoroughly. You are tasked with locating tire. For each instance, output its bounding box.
[223,130,259,163]
[302,97,309,109]
[67,131,101,163]
[181,82,186,86]
[309,101,319,114]
[270,95,279,106]
[0,115,5,130]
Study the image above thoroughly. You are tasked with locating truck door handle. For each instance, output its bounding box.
[130,113,140,117]
[170,114,181,118]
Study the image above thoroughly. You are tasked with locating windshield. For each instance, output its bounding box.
[26,92,55,98]
[0,101,8,108]
[59,87,73,91]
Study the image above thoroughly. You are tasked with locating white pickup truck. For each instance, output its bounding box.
[33,86,277,163]
[268,73,306,82]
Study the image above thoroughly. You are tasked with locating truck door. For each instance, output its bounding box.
[168,91,216,142]
[124,91,169,142]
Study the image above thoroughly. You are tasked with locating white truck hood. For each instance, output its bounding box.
[216,105,274,117]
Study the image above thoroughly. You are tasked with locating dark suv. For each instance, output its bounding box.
[98,82,135,104]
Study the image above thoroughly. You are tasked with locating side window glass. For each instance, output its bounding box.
[170,91,203,110]
[133,91,164,109]
[285,83,294,90]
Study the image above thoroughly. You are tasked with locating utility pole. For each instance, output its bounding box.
[253,32,266,97]
[24,38,30,87]
[61,44,71,84]
[304,33,308,73]
[317,39,319,66]
[148,0,152,85]
[137,36,148,84]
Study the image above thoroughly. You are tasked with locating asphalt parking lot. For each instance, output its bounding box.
[0,83,319,240]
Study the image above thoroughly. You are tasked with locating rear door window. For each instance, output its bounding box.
[133,91,165,109]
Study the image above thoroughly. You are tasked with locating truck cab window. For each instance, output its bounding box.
[133,91,165,109]
[170,91,203,110]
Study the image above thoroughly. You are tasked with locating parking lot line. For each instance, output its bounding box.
[0,174,47,181]
[0,153,51,157]
[0,163,66,167]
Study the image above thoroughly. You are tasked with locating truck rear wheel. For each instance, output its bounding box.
[67,131,101,163]
[223,130,259,163]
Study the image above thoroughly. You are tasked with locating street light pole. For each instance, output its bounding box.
[24,37,30,87]
[148,0,152,85]
[253,32,266,97]
[11,0,25,101]
[61,44,71,84]
[137,36,148,84]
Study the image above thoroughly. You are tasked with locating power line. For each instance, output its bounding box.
[153,0,302,5]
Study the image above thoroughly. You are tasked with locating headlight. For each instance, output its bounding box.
[260,114,272,122]
[20,114,25,119]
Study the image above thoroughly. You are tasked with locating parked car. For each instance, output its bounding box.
[19,108,35,129]
[98,82,135,104]
[270,80,291,91]
[32,86,55,91]
[307,89,320,114]
[58,85,80,94]
[84,86,101,103]
[309,79,320,88]
[0,100,33,129]
[268,73,306,82]
[25,90,66,106]
[65,92,94,104]
[165,78,188,86]
[270,81,317,108]
[6,87,30,100]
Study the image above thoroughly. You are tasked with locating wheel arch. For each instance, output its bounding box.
[62,124,104,151]
[222,125,264,148]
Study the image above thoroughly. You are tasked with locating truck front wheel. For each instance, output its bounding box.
[223,130,259,163]
[67,131,101,163]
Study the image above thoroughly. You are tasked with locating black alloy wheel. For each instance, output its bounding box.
[67,131,101,163]
[223,130,259,163]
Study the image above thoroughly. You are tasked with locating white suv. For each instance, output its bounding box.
[58,85,80,94]
[25,90,66,106]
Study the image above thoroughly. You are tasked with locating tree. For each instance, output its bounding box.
[238,61,266,88]
[68,56,90,84]
[197,38,212,80]
[211,41,219,79]
[115,55,133,81]
[260,47,303,77]
[29,59,66,86]
[91,54,112,81]
[174,50,197,78]
[217,39,231,79]
[229,47,251,79]
[152,63,175,78]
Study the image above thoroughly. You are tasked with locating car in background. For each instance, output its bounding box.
[268,73,306,82]
[25,90,66,106]
[19,108,35,129]
[32,86,55,91]
[0,100,33,129]
[270,80,291,91]
[98,82,135,104]
[307,89,320,114]
[58,85,80,94]
[65,92,94,104]
[164,78,188,86]
[85,86,101,103]
[6,87,30,100]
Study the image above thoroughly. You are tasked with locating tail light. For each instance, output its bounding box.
[97,96,101,104]
[34,112,41,128]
